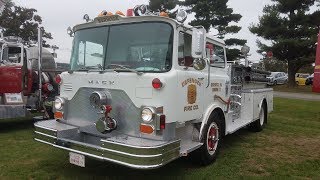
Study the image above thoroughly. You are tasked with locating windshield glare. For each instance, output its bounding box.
[70,22,173,72]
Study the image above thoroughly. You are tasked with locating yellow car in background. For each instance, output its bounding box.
[295,73,310,86]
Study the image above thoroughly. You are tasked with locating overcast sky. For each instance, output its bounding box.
[14,0,272,63]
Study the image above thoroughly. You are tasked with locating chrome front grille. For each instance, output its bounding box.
[65,88,140,137]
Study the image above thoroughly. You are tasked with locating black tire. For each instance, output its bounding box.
[273,80,277,86]
[305,80,311,85]
[190,112,223,165]
[249,102,267,132]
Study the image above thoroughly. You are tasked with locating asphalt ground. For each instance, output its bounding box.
[274,91,320,101]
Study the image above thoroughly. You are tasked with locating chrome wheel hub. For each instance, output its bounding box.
[207,122,219,155]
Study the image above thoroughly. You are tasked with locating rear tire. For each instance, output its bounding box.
[190,112,223,165]
[249,102,267,132]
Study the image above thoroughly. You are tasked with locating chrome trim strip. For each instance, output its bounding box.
[35,131,57,139]
[242,88,273,93]
[230,94,242,98]
[34,124,58,132]
[100,147,162,158]
[100,139,180,149]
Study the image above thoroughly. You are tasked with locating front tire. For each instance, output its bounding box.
[273,80,277,86]
[191,112,223,165]
[249,102,267,132]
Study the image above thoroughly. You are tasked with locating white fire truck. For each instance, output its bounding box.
[34,6,273,169]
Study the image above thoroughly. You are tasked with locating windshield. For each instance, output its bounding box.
[1,46,22,63]
[70,22,173,72]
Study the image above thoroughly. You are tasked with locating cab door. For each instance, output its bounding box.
[177,32,205,122]
[205,41,230,110]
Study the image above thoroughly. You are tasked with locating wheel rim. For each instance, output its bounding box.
[259,107,265,126]
[206,122,219,155]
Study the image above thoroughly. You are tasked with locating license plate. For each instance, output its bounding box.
[4,93,23,104]
[69,152,85,167]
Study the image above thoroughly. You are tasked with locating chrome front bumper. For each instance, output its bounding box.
[34,120,180,169]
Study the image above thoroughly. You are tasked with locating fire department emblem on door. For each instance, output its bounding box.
[187,84,197,104]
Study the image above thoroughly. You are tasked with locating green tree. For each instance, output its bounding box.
[259,58,288,73]
[250,0,319,87]
[182,0,247,61]
[0,1,52,47]
[149,0,178,12]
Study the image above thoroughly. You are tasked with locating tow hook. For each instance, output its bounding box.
[95,105,117,133]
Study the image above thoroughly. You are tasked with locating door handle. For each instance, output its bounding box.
[198,77,205,80]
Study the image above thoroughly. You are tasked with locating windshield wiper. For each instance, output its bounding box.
[107,64,143,75]
[77,64,104,72]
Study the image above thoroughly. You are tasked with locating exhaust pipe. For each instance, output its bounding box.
[37,27,43,109]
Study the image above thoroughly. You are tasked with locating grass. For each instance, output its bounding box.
[273,84,317,94]
[0,98,319,179]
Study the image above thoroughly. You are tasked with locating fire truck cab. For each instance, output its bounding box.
[0,35,58,119]
[34,8,273,169]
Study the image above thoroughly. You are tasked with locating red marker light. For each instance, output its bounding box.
[152,78,162,89]
[55,75,62,84]
[160,115,166,130]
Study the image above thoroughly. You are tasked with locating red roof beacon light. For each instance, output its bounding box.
[127,9,133,17]
[152,78,163,89]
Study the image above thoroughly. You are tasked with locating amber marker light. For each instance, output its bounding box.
[159,12,169,17]
[54,111,63,120]
[115,11,125,16]
[140,124,154,134]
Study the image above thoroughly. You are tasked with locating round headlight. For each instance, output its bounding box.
[54,97,65,111]
[141,108,154,122]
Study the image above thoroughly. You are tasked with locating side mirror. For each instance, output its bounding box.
[193,58,207,71]
[192,27,206,59]
[67,27,74,37]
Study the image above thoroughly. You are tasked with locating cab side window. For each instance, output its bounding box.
[206,42,225,68]
[178,32,193,67]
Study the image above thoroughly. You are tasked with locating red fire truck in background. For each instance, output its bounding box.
[0,34,59,119]
[313,30,320,93]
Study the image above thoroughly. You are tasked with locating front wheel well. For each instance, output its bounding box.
[209,108,226,137]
